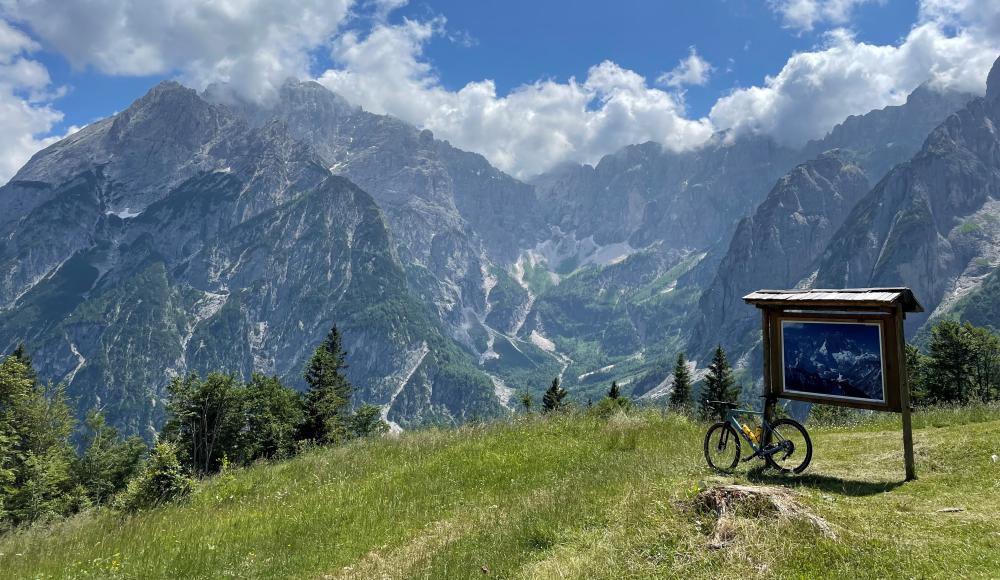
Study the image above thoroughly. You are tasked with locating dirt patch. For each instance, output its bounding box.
[695,485,836,549]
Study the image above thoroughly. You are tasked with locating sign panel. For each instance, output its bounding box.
[780,320,887,405]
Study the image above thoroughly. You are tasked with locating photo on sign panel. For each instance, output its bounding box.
[780,320,886,403]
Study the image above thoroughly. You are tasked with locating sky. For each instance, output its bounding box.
[0,0,998,182]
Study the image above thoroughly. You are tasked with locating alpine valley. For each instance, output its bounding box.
[5,55,1000,437]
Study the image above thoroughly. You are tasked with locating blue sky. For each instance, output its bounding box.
[0,0,997,180]
[39,0,920,129]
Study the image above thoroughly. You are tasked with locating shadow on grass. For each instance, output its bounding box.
[745,465,904,497]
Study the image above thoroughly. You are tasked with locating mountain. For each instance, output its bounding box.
[813,56,1000,333]
[801,84,974,183]
[1,58,993,433]
[0,82,501,436]
[205,80,548,391]
[687,84,973,368]
[532,134,798,253]
[692,152,871,357]
[516,83,972,395]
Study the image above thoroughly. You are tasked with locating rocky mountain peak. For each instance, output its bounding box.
[986,55,1000,100]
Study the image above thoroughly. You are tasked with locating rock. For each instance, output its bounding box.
[986,55,1000,100]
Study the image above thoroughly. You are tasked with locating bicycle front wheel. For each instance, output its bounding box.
[704,422,741,473]
[764,418,812,474]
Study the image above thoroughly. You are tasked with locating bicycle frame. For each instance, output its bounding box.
[721,408,791,460]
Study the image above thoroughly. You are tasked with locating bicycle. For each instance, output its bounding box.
[703,400,812,474]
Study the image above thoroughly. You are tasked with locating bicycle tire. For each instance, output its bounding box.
[704,422,741,473]
[763,418,812,474]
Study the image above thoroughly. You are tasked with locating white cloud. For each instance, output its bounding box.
[318,18,714,177]
[711,1,1000,146]
[0,0,355,102]
[658,47,713,88]
[0,19,64,184]
[769,0,881,32]
[1,0,999,180]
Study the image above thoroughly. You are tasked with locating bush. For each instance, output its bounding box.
[115,441,193,513]
[589,397,633,419]
[349,404,389,439]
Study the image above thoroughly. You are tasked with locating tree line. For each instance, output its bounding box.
[667,318,1000,420]
[0,325,386,530]
[4,316,997,531]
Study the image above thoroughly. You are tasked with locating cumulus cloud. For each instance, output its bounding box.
[1,0,999,179]
[0,0,354,102]
[658,47,713,88]
[711,1,1000,146]
[0,19,65,184]
[769,0,881,32]
[318,18,714,177]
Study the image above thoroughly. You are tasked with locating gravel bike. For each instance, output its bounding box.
[703,400,812,474]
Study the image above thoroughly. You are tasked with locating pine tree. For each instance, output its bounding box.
[669,352,692,411]
[2,371,82,526]
[542,377,568,413]
[699,345,739,421]
[11,343,36,383]
[607,381,621,400]
[519,389,534,413]
[300,325,353,444]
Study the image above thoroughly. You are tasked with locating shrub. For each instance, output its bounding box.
[589,396,633,419]
[349,404,389,439]
[115,441,193,513]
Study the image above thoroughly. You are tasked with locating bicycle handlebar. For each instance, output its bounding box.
[705,400,739,408]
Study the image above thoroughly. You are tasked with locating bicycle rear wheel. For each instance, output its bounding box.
[763,418,812,474]
[704,422,741,473]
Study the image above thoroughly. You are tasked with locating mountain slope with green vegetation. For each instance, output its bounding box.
[3,407,999,579]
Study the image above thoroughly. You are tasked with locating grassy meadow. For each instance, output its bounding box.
[1,406,999,579]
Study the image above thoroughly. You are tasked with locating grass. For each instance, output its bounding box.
[2,407,999,579]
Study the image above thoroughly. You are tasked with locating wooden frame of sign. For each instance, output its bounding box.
[743,288,924,481]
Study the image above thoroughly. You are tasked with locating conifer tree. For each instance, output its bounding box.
[607,381,621,400]
[11,342,36,382]
[542,377,568,413]
[519,389,534,413]
[669,352,692,411]
[0,355,81,526]
[699,345,739,420]
[300,325,353,444]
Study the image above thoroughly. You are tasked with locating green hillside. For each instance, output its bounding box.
[2,407,999,579]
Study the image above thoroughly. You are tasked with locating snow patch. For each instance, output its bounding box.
[105,207,142,219]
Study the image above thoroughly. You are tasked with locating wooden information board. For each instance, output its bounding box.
[743,288,924,480]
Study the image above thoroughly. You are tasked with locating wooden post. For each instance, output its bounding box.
[896,306,916,481]
[761,308,777,425]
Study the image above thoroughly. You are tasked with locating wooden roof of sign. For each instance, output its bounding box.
[742,288,924,313]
